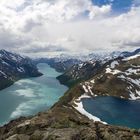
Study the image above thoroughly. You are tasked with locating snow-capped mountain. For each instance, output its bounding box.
[35,57,82,72]
[0,50,42,90]
[34,50,123,76]
[120,48,140,58]
[76,52,140,100]
[57,60,105,87]
[56,48,140,99]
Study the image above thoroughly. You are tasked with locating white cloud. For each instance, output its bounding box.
[0,0,139,57]
[20,41,68,53]
[133,0,140,5]
[0,0,25,8]
[89,5,111,19]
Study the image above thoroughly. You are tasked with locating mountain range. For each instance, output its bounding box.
[0,48,140,139]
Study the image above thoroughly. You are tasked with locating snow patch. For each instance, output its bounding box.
[0,70,7,78]
[90,79,95,84]
[106,68,121,75]
[126,68,139,75]
[110,61,119,69]
[82,85,88,93]
[118,76,140,100]
[87,85,94,96]
[73,95,107,124]
[17,67,25,73]
[129,91,140,100]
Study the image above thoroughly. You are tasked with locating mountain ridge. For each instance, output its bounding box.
[0,49,42,90]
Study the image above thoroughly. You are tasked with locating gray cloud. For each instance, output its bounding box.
[120,41,140,48]
[0,29,30,50]
[0,0,139,57]
[23,19,42,32]
[22,42,68,53]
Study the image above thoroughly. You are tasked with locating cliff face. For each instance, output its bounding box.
[0,50,42,90]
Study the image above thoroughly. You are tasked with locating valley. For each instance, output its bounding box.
[0,63,68,126]
[0,49,140,139]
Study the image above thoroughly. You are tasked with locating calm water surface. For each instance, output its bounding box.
[82,96,140,129]
[0,63,68,126]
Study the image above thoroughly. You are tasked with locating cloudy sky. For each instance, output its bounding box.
[0,0,140,57]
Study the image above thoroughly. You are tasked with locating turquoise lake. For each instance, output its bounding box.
[82,96,140,129]
[0,63,68,126]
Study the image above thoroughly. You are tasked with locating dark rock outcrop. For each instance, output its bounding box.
[57,60,105,87]
[0,50,42,90]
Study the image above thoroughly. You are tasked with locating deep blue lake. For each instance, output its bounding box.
[82,96,140,129]
[0,63,68,126]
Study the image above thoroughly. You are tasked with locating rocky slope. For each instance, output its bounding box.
[0,50,42,90]
[57,60,105,87]
[58,48,140,99]
[78,54,140,100]
[56,51,124,88]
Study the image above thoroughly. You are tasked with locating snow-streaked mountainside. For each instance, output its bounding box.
[34,50,122,76]
[78,55,140,100]
[58,48,140,100]
[35,51,119,62]
[0,50,42,90]
[55,48,140,126]
[57,60,104,87]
